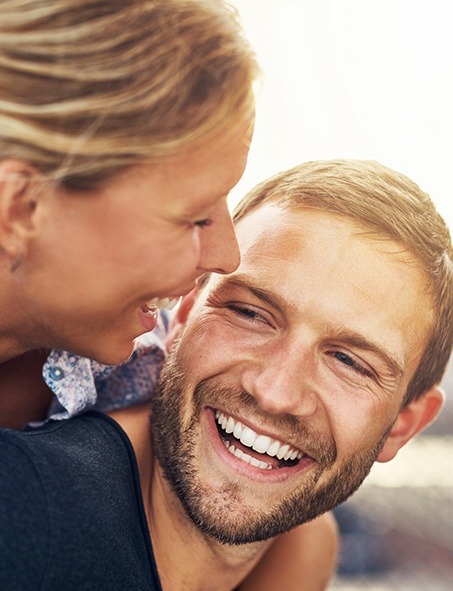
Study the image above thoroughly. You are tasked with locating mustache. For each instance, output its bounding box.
[192,379,337,466]
[155,346,337,466]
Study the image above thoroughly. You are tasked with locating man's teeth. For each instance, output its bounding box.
[215,410,304,468]
[146,296,180,311]
[222,440,273,470]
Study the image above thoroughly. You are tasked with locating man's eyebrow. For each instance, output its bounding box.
[214,275,286,311]
[215,276,405,380]
[327,327,405,379]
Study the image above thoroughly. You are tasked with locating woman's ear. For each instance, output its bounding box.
[377,386,444,463]
[0,159,41,259]
[165,286,200,352]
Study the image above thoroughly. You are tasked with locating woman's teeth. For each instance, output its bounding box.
[146,296,180,312]
[142,304,158,318]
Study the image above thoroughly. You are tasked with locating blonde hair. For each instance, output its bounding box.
[234,159,453,406]
[0,0,258,189]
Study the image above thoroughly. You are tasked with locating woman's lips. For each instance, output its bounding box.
[138,305,159,332]
[138,295,181,333]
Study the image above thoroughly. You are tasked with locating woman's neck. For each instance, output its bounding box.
[0,350,53,429]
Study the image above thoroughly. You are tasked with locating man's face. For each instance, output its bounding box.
[151,204,434,544]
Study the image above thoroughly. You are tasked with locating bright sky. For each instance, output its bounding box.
[229,0,452,231]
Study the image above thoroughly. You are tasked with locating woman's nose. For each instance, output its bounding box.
[198,202,240,275]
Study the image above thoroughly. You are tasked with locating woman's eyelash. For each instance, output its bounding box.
[194,218,212,228]
[329,351,372,377]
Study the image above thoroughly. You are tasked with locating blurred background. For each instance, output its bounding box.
[229,1,453,589]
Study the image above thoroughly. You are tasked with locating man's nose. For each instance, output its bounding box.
[241,346,319,417]
[198,202,240,275]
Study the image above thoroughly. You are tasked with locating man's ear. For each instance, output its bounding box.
[0,159,41,257]
[165,286,200,352]
[377,386,444,463]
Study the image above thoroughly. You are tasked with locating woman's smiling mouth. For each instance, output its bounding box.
[143,296,181,316]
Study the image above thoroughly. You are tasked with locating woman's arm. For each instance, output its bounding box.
[239,512,339,591]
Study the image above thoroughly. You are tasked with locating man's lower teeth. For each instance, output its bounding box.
[223,439,273,470]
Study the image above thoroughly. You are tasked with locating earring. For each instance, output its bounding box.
[10,251,25,272]
[0,239,23,269]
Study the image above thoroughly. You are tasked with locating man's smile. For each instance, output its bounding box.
[215,409,304,470]
[205,408,316,481]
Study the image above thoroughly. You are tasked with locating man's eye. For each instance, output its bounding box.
[329,351,372,378]
[226,303,266,323]
[194,218,212,228]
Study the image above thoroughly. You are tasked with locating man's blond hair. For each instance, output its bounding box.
[234,159,453,406]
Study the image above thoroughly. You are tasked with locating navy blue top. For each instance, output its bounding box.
[0,412,162,590]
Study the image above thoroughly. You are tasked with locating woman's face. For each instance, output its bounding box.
[22,121,252,363]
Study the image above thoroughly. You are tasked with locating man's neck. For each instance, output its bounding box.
[110,405,271,591]
[148,464,269,591]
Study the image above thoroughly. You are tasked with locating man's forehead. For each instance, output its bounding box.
[234,203,302,255]
[204,204,355,302]
[194,203,434,381]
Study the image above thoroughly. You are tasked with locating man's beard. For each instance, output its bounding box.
[150,345,392,546]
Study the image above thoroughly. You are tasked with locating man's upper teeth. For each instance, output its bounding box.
[216,410,303,461]
[147,296,180,311]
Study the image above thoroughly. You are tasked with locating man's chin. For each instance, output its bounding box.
[181,492,282,545]
[151,355,386,545]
